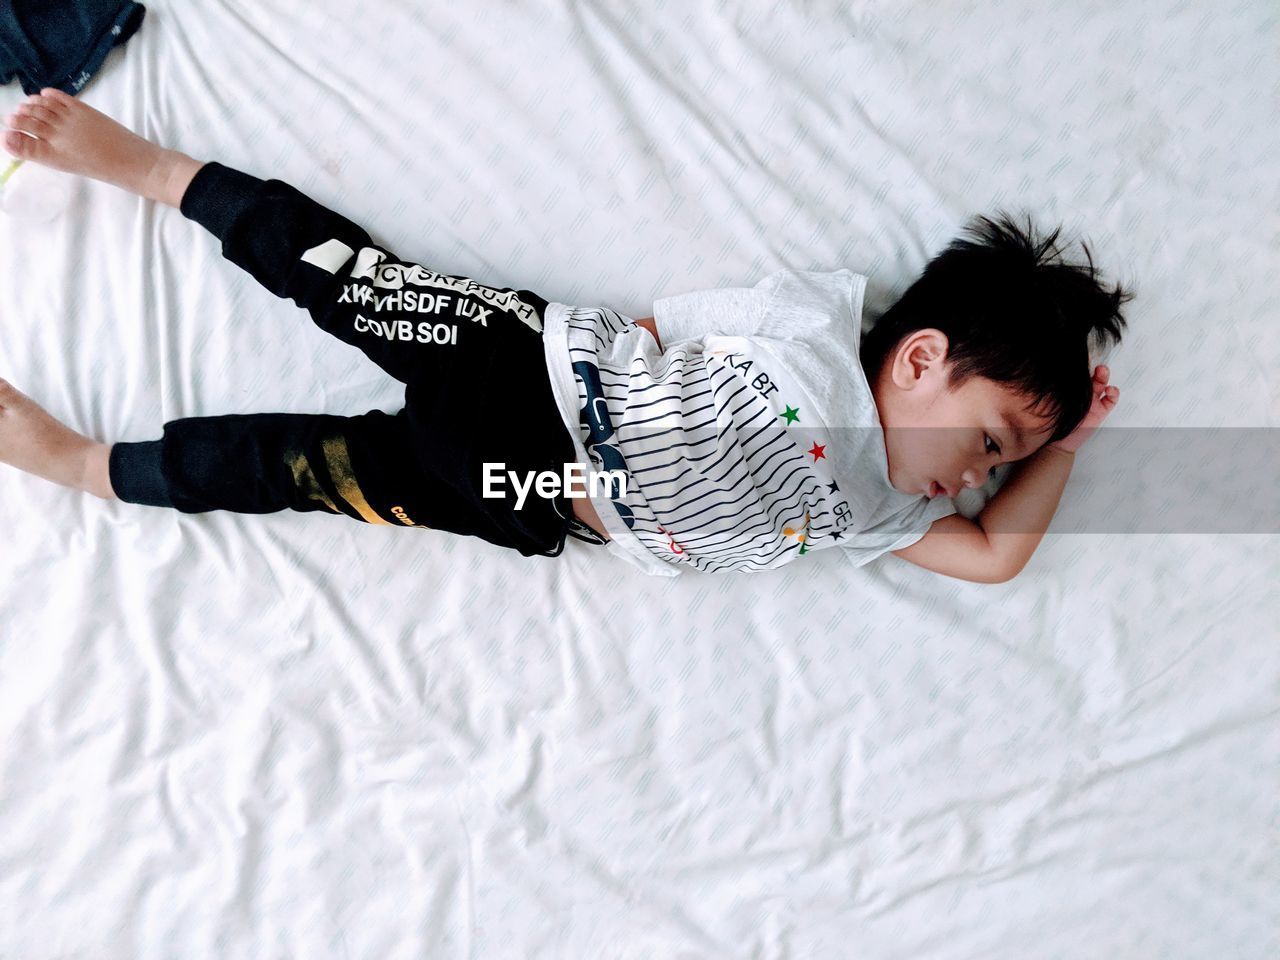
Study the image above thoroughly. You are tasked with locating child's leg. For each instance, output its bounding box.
[2,88,200,207]
[4,92,577,556]
[4,90,552,386]
[106,406,516,544]
[0,378,112,499]
[0,374,428,525]
[172,162,553,386]
[0,373,568,556]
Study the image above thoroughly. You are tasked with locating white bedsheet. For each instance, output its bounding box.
[1,1,1276,957]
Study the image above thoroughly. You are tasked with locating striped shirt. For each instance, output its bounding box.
[538,269,957,577]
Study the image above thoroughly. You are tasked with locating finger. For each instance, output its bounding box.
[1095,364,1110,382]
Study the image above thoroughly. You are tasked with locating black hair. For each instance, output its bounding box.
[860,211,1133,447]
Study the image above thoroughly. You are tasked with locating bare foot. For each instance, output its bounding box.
[0,377,111,497]
[2,88,201,206]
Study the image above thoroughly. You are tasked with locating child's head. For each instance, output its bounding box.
[861,211,1131,499]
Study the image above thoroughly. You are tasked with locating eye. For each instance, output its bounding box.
[984,433,1001,456]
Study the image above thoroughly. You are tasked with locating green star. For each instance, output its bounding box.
[781,405,800,424]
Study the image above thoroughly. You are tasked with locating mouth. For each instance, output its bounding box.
[927,480,952,498]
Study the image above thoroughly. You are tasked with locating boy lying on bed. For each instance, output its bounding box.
[0,89,1126,582]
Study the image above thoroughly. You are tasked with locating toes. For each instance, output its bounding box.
[27,92,67,114]
[39,87,75,107]
[7,113,53,139]
[2,128,39,159]
[16,103,59,125]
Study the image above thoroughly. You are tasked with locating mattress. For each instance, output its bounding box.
[0,1,1276,956]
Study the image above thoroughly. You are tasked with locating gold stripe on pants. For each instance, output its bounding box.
[284,446,342,514]
[321,433,395,525]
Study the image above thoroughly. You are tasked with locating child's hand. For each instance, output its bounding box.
[1049,364,1120,454]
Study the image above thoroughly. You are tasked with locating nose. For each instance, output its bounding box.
[960,467,986,490]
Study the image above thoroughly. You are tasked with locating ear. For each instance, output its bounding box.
[891,329,949,388]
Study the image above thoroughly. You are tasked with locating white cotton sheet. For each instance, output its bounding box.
[1,1,1276,957]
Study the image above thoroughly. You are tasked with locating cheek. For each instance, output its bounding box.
[890,437,934,485]
[880,435,909,484]
[915,434,964,479]
[912,428,946,468]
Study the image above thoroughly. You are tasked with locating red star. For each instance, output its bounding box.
[807,441,827,461]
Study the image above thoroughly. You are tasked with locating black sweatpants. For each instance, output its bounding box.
[108,162,606,558]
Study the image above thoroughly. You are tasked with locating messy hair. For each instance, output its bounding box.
[860,211,1133,447]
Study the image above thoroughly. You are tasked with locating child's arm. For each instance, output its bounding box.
[893,364,1120,583]
[890,443,1077,583]
[890,513,1012,583]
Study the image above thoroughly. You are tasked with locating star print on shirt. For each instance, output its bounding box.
[781,405,800,424]
[807,441,826,462]
[826,480,839,493]
[783,510,812,555]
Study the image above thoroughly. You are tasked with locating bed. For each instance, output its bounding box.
[1,1,1276,956]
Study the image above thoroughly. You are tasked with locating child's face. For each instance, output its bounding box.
[872,329,1057,499]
